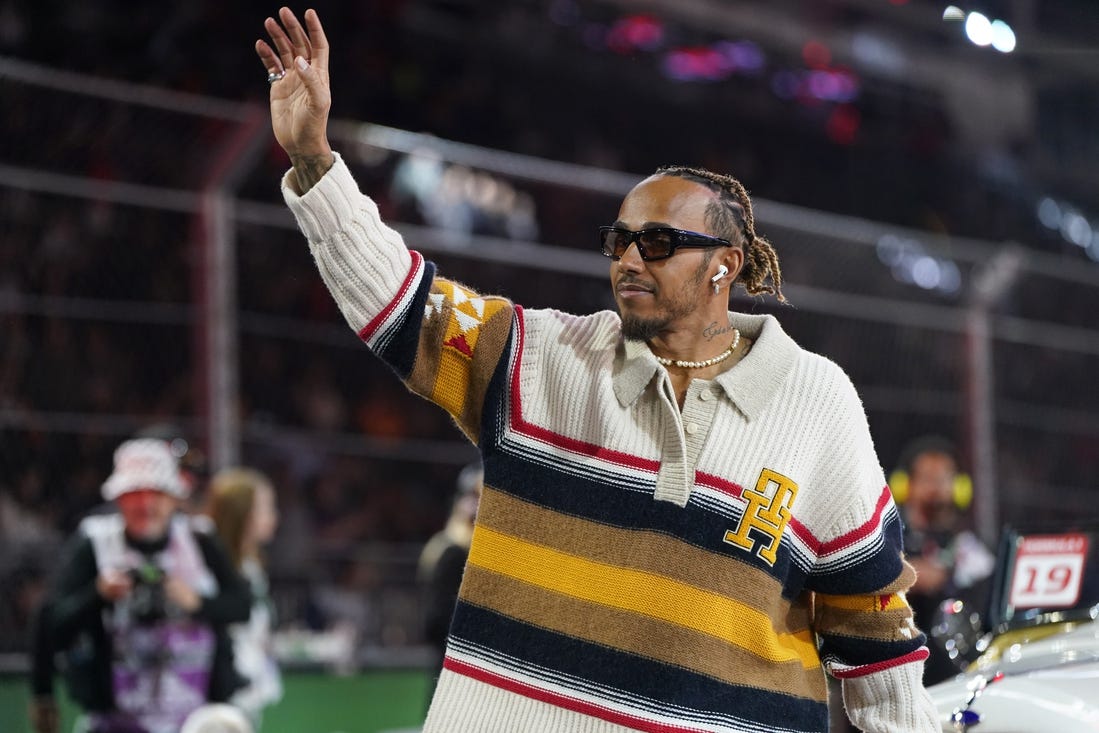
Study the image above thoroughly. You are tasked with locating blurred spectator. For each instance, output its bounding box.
[307,469,377,555]
[30,439,251,733]
[27,600,58,733]
[205,466,283,729]
[304,552,377,663]
[134,423,209,513]
[416,462,482,706]
[313,553,377,631]
[0,469,62,547]
[891,435,995,685]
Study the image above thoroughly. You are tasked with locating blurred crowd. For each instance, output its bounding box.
[3,0,1096,251]
[3,0,1099,665]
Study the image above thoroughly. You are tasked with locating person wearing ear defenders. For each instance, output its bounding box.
[890,436,995,685]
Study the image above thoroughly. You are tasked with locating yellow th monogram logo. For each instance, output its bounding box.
[723,469,799,565]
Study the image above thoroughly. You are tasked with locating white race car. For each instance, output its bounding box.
[925,527,1099,732]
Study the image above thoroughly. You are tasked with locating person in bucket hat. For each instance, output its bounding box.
[29,438,251,733]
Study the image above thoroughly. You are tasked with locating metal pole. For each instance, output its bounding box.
[964,245,1025,545]
[196,105,269,471]
[964,307,997,546]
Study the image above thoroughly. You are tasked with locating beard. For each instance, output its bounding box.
[619,258,711,342]
[621,314,668,341]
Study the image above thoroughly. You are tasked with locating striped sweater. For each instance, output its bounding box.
[283,155,940,733]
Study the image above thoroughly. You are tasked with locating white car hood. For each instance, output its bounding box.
[927,622,1099,732]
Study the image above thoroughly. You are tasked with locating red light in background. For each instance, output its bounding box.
[606,14,665,54]
[802,40,831,69]
[663,46,730,81]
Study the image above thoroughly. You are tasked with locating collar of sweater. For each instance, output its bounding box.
[613,312,799,421]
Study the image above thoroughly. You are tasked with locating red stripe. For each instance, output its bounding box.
[810,486,893,556]
[506,307,660,472]
[693,471,744,499]
[500,310,896,562]
[444,657,709,733]
[357,250,424,342]
[786,517,820,553]
[830,648,929,680]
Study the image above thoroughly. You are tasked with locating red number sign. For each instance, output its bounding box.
[1009,533,1089,609]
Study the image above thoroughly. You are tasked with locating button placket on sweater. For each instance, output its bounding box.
[680,381,718,468]
[653,378,718,506]
[653,375,688,505]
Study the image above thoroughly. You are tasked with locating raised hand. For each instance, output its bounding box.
[256,7,335,190]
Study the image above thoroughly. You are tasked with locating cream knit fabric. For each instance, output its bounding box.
[283,154,941,733]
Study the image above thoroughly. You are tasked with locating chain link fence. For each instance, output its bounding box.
[2,58,1098,662]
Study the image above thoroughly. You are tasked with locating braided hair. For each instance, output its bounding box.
[656,164,786,303]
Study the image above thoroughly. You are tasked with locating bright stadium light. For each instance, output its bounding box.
[1062,211,1093,248]
[942,5,965,22]
[965,12,993,46]
[912,256,942,290]
[1037,197,1062,230]
[990,19,1016,52]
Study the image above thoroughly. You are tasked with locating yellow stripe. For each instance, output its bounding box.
[432,347,470,417]
[816,592,909,613]
[468,526,819,668]
[427,281,509,418]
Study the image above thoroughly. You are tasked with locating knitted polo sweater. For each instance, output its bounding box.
[283,155,940,733]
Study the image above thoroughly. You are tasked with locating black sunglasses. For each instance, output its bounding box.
[599,226,732,261]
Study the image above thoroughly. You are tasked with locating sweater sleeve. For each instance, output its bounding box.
[282,153,515,440]
[282,153,414,332]
[841,663,941,733]
[803,367,940,732]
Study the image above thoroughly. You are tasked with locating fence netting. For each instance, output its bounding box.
[2,60,1097,661]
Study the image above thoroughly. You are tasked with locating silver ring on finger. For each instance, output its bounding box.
[267,70,286,84]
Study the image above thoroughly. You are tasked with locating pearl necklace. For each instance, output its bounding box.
[654,330,741,369]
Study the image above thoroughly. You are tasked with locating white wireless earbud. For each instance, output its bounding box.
[710,264,729,284]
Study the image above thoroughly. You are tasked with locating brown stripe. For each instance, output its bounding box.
[460,565,827,701]
[457,303,512,438]
[407,286,447,402]
[813,602,918,643]
[884,559,918,594]
[406,282,513,441]
[477,488,808,631]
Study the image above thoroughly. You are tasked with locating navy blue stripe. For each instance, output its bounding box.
[819,633,926,668]
[474,327,813,595]
[449,602,829,733]
[471,314,923,678]
[372,259,436,379]
[806,514,908,595]
[481,439,803,590]
[477,319,518,452]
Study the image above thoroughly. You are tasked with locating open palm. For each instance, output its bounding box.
[255,7,332,159]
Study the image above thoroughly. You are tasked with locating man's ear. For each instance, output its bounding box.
[723,246,745,283]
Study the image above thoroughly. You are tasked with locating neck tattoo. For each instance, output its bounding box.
[654,329,741,369]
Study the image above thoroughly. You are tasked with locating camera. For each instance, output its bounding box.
[128,562,167,625]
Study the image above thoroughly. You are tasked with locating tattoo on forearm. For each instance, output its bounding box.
[290,153,334,193]
[703,321,736,341]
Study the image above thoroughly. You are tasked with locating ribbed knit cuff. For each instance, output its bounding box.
[280,152,415,334]
[281,153,358,243]
[842,661,941,732]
